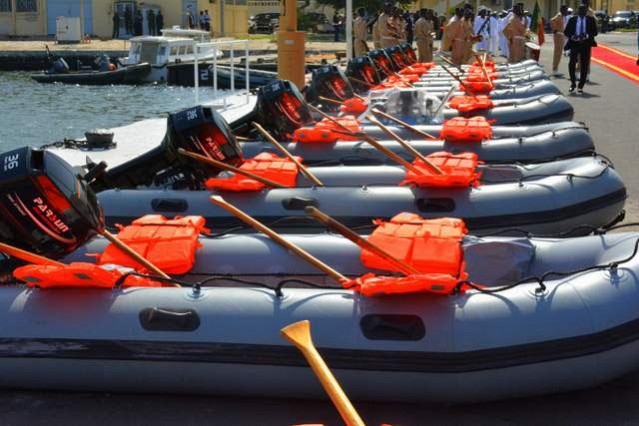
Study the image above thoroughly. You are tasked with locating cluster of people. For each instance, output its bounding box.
[112,7,164,38]
[186,8,212,31]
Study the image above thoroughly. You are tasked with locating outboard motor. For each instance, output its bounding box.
[0,147,103,260]
[256,80,314,140]
[399,42,417,64]
[306,65,355,112]
[368,49,396,79]
[90,106,244,191]
[346,56,382,94]
[387,45,410,70]
[52,57,70,74]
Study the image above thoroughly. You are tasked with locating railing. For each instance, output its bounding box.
[193,39,252,109]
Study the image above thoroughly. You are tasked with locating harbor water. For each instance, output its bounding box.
[0,72,214,151]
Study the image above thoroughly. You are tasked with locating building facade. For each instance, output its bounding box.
[0,0,247,37]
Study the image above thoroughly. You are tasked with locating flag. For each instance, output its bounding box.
[531,0,545,45]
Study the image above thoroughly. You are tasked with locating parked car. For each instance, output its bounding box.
[609,10,636,30]
[594,10,609,31]
[248,12,280,34]
[304,12,333,33]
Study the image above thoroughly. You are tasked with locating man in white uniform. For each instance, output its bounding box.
[474,8,491,51]
[498,11,510,58]
[489,11,500,56]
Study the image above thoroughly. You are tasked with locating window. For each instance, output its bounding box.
[0,0,11,12]
[158,46,167,56]
[185,44,193,54]
[16,0,37,12]
[170,46,179,56]
[178,45,186,55]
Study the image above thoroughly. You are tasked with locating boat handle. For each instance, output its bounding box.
[151,198,189,213]
[360,314,425,341]
[282,197,318,210]
[139,307,201,332]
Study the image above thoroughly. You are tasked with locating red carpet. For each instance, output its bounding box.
[590,44,639,83]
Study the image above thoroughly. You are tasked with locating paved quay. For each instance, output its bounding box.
[0,32,638,425]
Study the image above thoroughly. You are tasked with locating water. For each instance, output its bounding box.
[0,72,218,151]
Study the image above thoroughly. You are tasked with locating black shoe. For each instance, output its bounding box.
[569,85,576,93]
[578,88,584,94]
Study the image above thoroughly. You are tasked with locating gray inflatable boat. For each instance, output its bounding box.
[3,230,639,403]
[240,125,594,165]
[97,155,625,235]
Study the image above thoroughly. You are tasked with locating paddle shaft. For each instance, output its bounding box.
[305,207,420,275]
[251,122,324,187]
[370,108,437,140]
[210,196,347,283]
[281,320,365,426]
[101,230,171,280]
[0,242,64,266]
[307,104,423,174]
[366,115,444,175]
[472,51,492,83]
[178,148,286,189]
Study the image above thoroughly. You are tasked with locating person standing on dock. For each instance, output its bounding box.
[414,9,433,62]
[155,11,164,35]
[147,9,156,36]
[440,8,462,53]
[503,5,528,63]
[112,10,120,39]
[564,4,597,93]
[371,13,382,49]
[378,4,393,48]
[204,11,211,32]
[551,5,568,76]
[134,9,143,36]
[124,6,132,36]
[354,8,369,57]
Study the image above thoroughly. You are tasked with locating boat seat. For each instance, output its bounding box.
[463,237,535,287]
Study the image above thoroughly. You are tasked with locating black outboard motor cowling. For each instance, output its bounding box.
[256,80,314,140]
[399,42,417,64]
[387,45,409,70]
[346,56,382,94]
[368,49,396,79]
[0,147,103,259]
[306,65,355,112]
[91,106,244,191]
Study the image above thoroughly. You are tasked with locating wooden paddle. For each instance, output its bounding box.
[0,242,64,266]
[347,76,373,88]
[210,196,347,283]
[100,230,171,280]
[366,114,444,175]
[306,104,423,175]
[251,122,325,187]
[370,108,438,141]
[437,53,465,73]
[472,51,492,83]
[281,320,365,426]
[305,206,420,275]
[178,148,286,189]
[439,64,474,94]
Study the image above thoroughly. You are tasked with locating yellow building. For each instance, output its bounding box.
[0,0,47,35]
[0,0,246,37]
[91,0,247,38]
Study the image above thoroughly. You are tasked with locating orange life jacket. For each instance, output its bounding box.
[462,80,494,94]
[440,116,493,143]
[97,215,208,275]
[292,116,362,143]
[464,71,498,82]
[13,262,162,289]
[205,152,301,191]
[342,272,473,297]
[470,61,495,71]
[401,152,482,188]
[447,95,494,112]
[371,80,413,90]
[398,66,426,77]
[361,214,468,276]
[340,97,369,116]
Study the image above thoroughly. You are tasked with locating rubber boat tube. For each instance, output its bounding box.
[97,156,626,235]
[2,232,637,402]
[240,127,595,165]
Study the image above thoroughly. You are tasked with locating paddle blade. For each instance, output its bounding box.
[281,320,313,350]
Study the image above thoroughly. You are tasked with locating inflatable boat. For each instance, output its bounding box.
[2,221,639,403]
